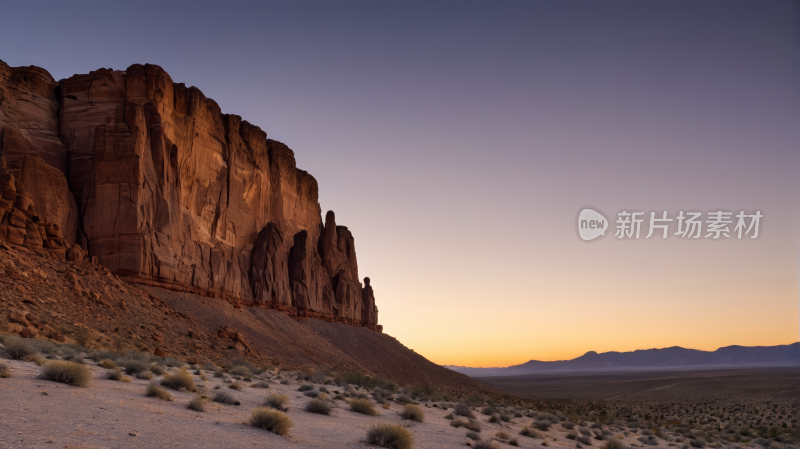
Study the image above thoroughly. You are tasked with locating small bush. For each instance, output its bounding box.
[213,391,240,406]
[119,359,149,375]
[188,396,206,412]
[146,382,172,401]
[382,403,391,409]
[229,365,253,377]
[510,439,519,446]
[163,356,183,367]
[150,365,166,375]
[24,354,45,366]
[394,394,415,405]
[568,431,579,440]
[496,431,510,440]
[454,403,475,418]
[137,371,153,380]
[160,367,195,392]
[482,406,499,416]
[350,398,379,416]
[252,381,270,388]
[489,414,500,423]
[603,440,628,449]
[474,441,498,449]
[229,381,243,390]
[249,408,293,436]
[401,404,425,422]
[366,422,413,449]
[306,398,332,415]
[3,337,35,360]
[464,420,482,432]
[265,393,289,411]
[298,383,314,391]
[520,426,542,438]
[467,431,481,440]
[0,362,11,378]
[99,359,117,369]
[41,361,90,387]
[535,419,552,431]
[451,418,467,428]
[445,413,454,420]
[578,435,593,445]
[108,368,131,382]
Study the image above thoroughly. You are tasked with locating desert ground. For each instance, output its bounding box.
[477,368,800,440]
[1,338,798,449]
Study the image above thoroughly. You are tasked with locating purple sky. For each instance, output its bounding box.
[2,1,798,366]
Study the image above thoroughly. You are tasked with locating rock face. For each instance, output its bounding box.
[0,60,379,331]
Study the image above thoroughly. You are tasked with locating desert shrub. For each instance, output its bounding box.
[445,413,454,420]
[510,439,519,446]
[303,390,319,398]
[539,412,556,421]
[41,361,90,387]
[350,398,378,416]
[265,393,289,410]
[564,422,576,430]
[496,431,510,439]
[467,431,481,440]
[160,368,195,392]
[229,381,243,390]
[520,426,542,438]
[137,371,153,380]
[366,422,413,449]
[395,394,415,405]
[297,383,314,392]
[535,419,552,431]
[64,354,86,364]
[689,439,704,448]
[401,404,425,422]
[107,368,130,382]
[188,395,206,412]
[603,440,628,449]
[311,370,326,383]
[98,359,117,369]
[489,414,500,423]
[213,390,241,406]
[146,382,171,401]
[568,431,578,440]
[162,356,183,367]
[249,408,292,436]
[474,441,498,449]
[149,364,166,375]
[252,381,270,388]
[305,398,332,415]
[454,403,475,418]
[451,418,467,428]
[638,436,659,446]
[229,365,253,377]
[463,420,481,432]
[580,427,594,436]
[119,359,149,375]
[578,435,593,445]
[482,406,499,416]
[382,403,391,409]
[0,362,11,378]
[24,354,46,366]
[3,337,35,360]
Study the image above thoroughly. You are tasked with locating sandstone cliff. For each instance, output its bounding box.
[0,60,379,330]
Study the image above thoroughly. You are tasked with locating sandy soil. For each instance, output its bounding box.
[0,357,564,449]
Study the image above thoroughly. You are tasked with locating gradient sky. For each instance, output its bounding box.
[2,1,798,367]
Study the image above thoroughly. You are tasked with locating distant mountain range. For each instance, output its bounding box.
[444,343,800,377]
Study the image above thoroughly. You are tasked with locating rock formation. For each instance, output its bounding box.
[0,60,379,331]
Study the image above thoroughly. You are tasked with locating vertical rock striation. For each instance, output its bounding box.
[0,60,379,331]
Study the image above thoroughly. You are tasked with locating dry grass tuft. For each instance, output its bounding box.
[520,426,542,438]
[107,368,131,382]
[400,404,425,422]
[99,359,117,369]
[213,390,241,406]
[249,407,293,436]
[188,395,206,412]
[2,337,35,360]
[366,422,413,449]
[41,361,90,387]
[145,382,172,401]
[305,398,332,415]
[0,362,11,378]
[349,398,378,416]
[454,403,475,418]
[160,367,195,392]
[264,393,289,411]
